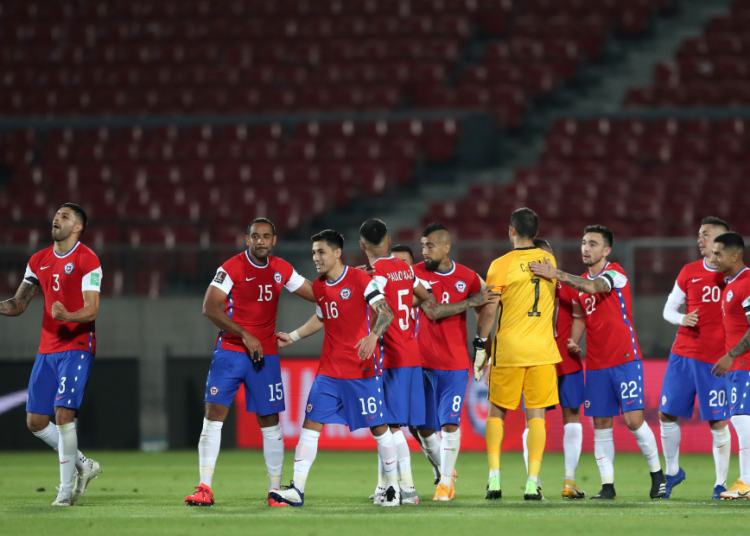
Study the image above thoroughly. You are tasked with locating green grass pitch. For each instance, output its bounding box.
[1,450,747,536]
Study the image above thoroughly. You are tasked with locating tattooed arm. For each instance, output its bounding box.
[0,281,39,317]
[418,285,501,321]
[528,258,611,295]
[355,299,394,359]
[713,314,750,377]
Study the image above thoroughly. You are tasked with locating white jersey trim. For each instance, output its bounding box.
[284,269,305,292]
[23,263,38,284]
[703,258,718,272]
[726,266,749,284]
[210,267,235,295]
[81,267,103,293]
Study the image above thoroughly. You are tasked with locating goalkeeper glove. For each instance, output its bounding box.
[472,336,488,382]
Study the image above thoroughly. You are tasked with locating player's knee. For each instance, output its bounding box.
[257,413,279,428]
[659,411,677,423]
[26,413,48,433]
[441,423,459,433]
[624,413,645,431]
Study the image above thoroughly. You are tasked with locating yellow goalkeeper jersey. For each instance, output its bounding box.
[486,247,562,368]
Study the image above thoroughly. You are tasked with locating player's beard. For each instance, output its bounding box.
[51,226,71,243]
[424,257,441,271]
[583,253,601,267]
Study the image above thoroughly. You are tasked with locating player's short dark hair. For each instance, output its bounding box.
[701,216,730,233]
[584,224,614,247]
[359,218,388,245]
[714,232,745,252]
[509,208,538,239]
[60,202,87,233]
[247,217,276,236]
[391,244,414,262]
[311,229,345,251]
[533,238,551,251]
[422,222,448,238]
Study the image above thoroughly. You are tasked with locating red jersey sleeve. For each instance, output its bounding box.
[469,271,482,294]
[675,265,688,293]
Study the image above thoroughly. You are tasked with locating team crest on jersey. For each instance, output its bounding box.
[274,272,282,284]
[209,386,219,396]
[455,280,466,292]
[661,396,667,406]
[727,290,734,302]
[64,262,74,274]
[340,287,352,300]
[584,400,591,409]
[306,403,313,413]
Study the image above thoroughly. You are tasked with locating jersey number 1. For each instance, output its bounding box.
[527,278,541,317]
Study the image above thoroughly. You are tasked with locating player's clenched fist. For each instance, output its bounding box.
[51,301,69,322]
[242,332,263,361]
[276,332,294,349]
[355,333,379,360]
[681,309,699,327]
[567,338,582,354]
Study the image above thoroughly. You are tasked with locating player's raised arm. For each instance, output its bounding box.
[0,280,38,317]
[529,257,611,295]
[277,313,325,348]
[202,284,264,361]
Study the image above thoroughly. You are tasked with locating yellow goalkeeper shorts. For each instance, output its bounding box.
[488,364,559,410]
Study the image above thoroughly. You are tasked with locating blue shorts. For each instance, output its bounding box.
[305,374,387,431]
[727,370,750,417]
[584,360,645,417]
[204,348,285,416]
[559,369,585,409]
[520,369,584,411]
[417,368,469,430]
[382,366,426,427]
[660,352,728,421]
[26,351,95,415]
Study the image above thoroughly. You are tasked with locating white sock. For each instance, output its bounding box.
[376,454,387,488]
[563,423,583,481]
[631,421,661,473]
[522,427,529,474]
[660,421,680,476]
[56,423,77,494]
[374,429,399,488]
[418,431,441,480]
[392,429,414,489]
[594,428,615,485]
[711,426,731,487]
[732,415,750,483]
[293,428,320,493]
[32,422,90,472]
[439,429,461,487]
[198,418,223,488]
[261,424,284,492]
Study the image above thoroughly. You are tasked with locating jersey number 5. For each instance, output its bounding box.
[397,289,410,330]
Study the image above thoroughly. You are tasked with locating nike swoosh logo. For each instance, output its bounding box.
[367,415,376,420]
[40,266,51,270]
[596,456,605,461]
[626,400,636,405]
[274,402,282,406]
[318,296,325,301]
[385,461,395,465]
[294,459,303,462]
[56,396,65,401]
[429,281,440,285]
[732,406,737,411]
[246,277,256,281]
[713,410,724,414]
[716,444,726,449]
[692,278,702,282]
[451,413,459,417]
[60,460,70,464]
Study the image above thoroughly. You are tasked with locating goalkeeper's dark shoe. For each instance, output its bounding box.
[523,479,543,501]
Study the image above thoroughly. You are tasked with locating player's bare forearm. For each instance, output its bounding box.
[412,282,431,307]
[203,300,249,339]
[59,291,100,323]
[556,270,609,294]
[570,317,586,344]
[421,294,470,320]
[296,314,326,339]
[370,300,393,337]
[0,281,38,317]
[728,326,750,359]
[293,280,316,303]
[476,300,499,339]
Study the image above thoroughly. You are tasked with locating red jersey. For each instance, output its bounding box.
[314,266,385,380]
[24,242,102,354]
[412,260,481,371]
[371,256,421,369]
[210,251,305,354]
[669,258,726,363]
[721,267,750,372]
[555,281,583,376]
[574,262,642,371]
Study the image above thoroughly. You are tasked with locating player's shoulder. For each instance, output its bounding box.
[347,265,372,285]
[268,254,292,271]
[603,262,626,276]
[412,261,427,275]
[453,261,478,278]
[76,242,100,261]
[28,245,54,265]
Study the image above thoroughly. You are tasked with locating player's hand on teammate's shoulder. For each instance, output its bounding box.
[354,264,375,275]
[681,309,699,327]
[276,332,294,349]
[469,284,501,307]
[528,257,555,279]
[242,332,263,361]
[354,333,378,360]
[567,338,582,354]
[711,354,733,377]
[51,301,69,322]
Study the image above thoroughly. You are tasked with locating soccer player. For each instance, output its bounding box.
[529,224,667,500]
[660,217,731,499]
[184,218,315,508]
[518,237,587,499]
[411,222,486,501]
[359,220,499,504]
[273,229,402,507]
[0,203,103,506]
[391,245,415,266]
[475,209,561,501]
[710,232,750,500]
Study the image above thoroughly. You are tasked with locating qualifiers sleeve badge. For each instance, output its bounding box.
[274,272,283,284]
[340,287,352,300]
[64,262,74,274]
[455,280,466,292]
[214,270,227,284]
